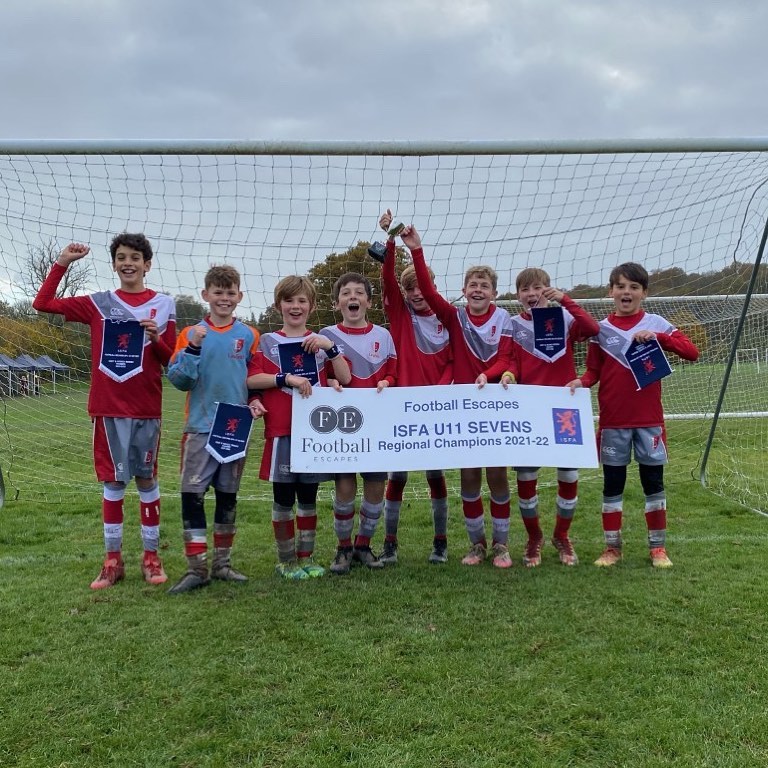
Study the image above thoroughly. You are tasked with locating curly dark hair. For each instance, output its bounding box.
[109,232,154,263]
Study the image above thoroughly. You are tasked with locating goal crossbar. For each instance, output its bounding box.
[1,138,768,514]
[5,137,768,156]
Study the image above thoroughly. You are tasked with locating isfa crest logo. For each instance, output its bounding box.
[551,408,583,445]
[643,358,656,374]
[226,418,240,433]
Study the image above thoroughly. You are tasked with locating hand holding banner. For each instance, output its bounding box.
[625,338,673,390]
[532,306,566,359]
[205,402,254,463]
[278,341,320,385]
[99,318,145,382]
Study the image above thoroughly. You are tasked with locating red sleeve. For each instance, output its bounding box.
[507,343,522,382]
[32,263,95,323]
[483,335,514,382]
[579,342,603,388]
[247,350,267,378]
[382,240,406,324]
[437,351,454,386]
[246,349,268,403]
[657,330,699,362]
[381,354,398,387]
[561,295,600,341]
[151,319,176,366]
[411,247,457,326]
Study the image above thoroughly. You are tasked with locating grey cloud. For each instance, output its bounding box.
[0,0,766,140]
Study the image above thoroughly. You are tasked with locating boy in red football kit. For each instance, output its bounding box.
[375,209,452,565]
[567,262,699,568]
[320,272,398,575]
[409,229,515,568]
[32,234,176,589]
[503,267,599,567]
[247,276,351,580]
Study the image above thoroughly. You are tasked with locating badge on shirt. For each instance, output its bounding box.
[625,338,673,389]
[278,341,319,385]
[99,319,145,382]
[532,307,566,359]
[205,402,254,463]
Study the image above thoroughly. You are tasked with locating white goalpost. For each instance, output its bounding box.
[735,348,759,372]
[1,138,768,513]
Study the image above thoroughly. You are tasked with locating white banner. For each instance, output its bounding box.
[290,383,598,473]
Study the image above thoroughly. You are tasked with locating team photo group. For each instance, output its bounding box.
[32,208,700,592]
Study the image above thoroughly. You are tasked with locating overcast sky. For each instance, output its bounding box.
[1,0,766,142]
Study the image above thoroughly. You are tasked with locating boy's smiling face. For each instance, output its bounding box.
[609,274,647,316]
[112,246,150,292]
[403,282,428,311]
[279,292,313,334]
[202,283,243,325]
[462,275,496,316]
[334,281,371,328]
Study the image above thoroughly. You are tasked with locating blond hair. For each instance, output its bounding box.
[515,267,550,291]
[274,275,317,307]
[464,265,498,290]
[400,264,434,291]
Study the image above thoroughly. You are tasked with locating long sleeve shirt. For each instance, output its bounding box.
[382,239,452,386]
[508,295,599,385]
[33,263,176,418]
[580,310,699,429]
[319,323,398,389]
[411,247,513,384]
[167,317,259,433]
[246,330,336,438]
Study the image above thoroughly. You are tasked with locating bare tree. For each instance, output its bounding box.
[19,239,93,301]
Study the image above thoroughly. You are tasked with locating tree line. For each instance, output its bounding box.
[4,238,766,367]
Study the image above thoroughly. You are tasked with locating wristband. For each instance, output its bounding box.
[186,342,201,356]
[502,371,515,382]
[326,344,341,360]
[275,373,288,388]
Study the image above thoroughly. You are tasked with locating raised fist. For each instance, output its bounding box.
[58,243,90,266]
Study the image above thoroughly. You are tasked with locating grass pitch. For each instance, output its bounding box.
[2,465,768,766]
[2,367,768,765]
